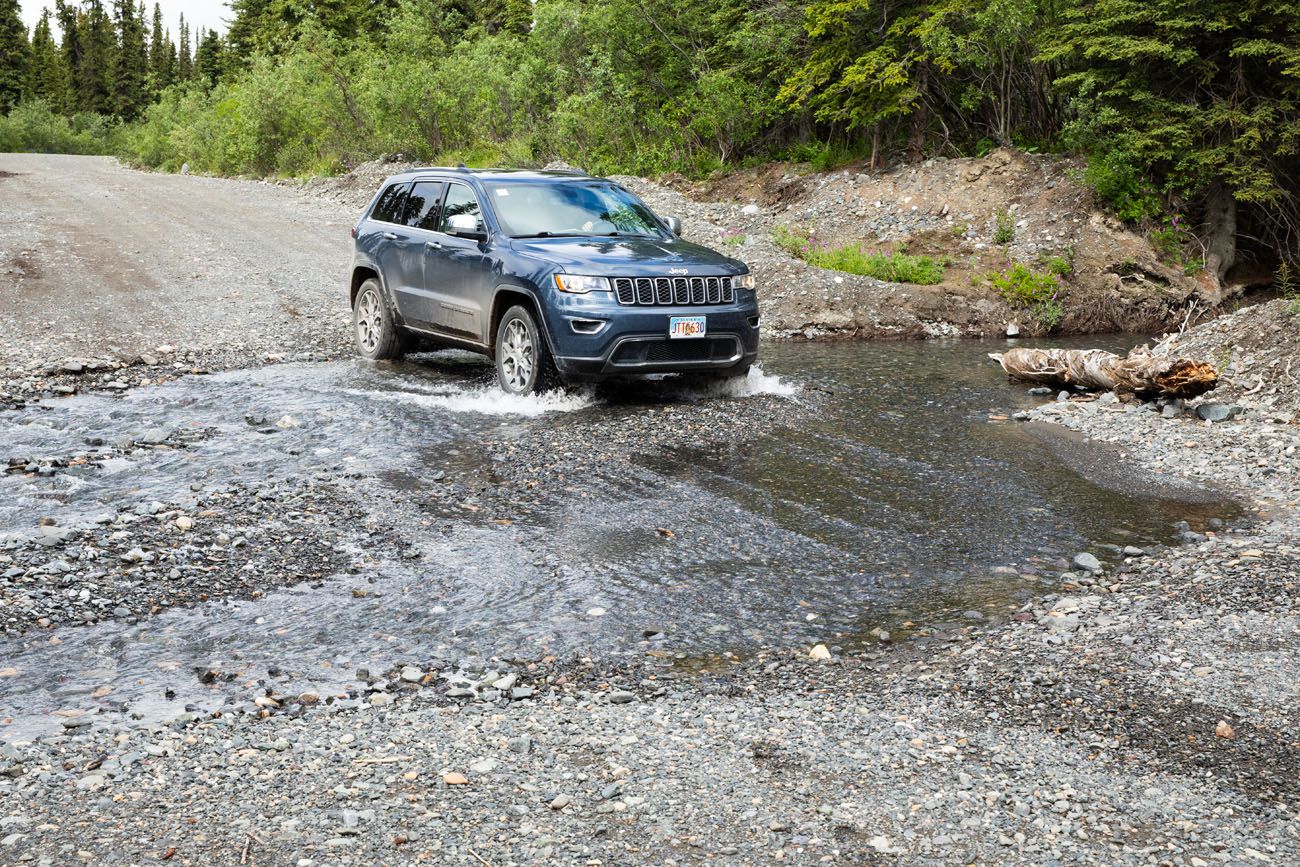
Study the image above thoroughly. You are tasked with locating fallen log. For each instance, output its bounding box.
[988,346,1218,398]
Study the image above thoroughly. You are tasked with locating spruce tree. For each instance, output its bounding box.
[76,0,116,114]
[113,0,150,118]
[148,2,173,93]
[28,8,70,109]
[504,0,533,35]
[0,0,30,113]
[227,0,272,61]
[1045,0,1300,276]
[54,1,81,99]
[193,28,224,87]
[176,15,192,82]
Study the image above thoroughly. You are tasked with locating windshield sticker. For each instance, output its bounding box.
[495,188,509,196]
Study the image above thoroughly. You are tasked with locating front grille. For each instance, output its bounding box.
[613,275,734,306]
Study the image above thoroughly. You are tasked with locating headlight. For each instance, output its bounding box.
[554,274,610,294]
[733,273,756,291]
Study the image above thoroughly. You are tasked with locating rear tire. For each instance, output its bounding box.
[353,279,407,360]
[495,305,560,395]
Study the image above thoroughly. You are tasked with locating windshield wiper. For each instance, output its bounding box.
[512,231,586,239]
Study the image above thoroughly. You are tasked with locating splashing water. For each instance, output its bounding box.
[352,383,602,417]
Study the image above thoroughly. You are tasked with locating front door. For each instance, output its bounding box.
[424,182,490,340]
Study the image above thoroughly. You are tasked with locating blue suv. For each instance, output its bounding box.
[348,167,759,393]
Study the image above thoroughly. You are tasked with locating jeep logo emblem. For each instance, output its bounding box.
[669,268,688,275]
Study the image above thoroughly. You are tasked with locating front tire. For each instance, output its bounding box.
[353,279,406,360]
[495,305,560,395]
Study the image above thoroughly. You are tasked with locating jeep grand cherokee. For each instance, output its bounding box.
[348,167,759,394]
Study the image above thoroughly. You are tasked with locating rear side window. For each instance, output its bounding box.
[403,181,445,230]
[370,183,408,224]
[440,183,483,233]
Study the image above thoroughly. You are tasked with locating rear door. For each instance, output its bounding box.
[424,182,491,339]
[368,182,417,318]
[387,179,446,329]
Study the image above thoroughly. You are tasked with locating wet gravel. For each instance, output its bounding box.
[0,474,367,635]
[3,360,1298,864]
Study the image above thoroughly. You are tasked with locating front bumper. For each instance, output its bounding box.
[542,293,760,381]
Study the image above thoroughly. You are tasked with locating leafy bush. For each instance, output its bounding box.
[772,226,946,284]
[993,209,1016,245]
[988,263,1064,329]
[1083,149,1163,223]
[0,101,120,154]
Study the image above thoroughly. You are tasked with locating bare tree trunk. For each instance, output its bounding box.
[1203,177,1237,283]
[988,346,1219,398]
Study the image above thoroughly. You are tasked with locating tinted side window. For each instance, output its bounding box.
[370,183,408,224]
[403,181,445,230]
[440,183,483,232]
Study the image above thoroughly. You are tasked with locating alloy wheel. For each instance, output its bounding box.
[356,288,383,353]
[500,318,535,391]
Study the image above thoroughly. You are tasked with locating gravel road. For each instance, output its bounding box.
[0,153,354,402]
[0,156,1297,865]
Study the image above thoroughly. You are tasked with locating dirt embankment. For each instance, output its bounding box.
[631,149,1215,339]
[311,150,1216,340]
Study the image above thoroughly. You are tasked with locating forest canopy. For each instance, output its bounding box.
[1,0,1297,275]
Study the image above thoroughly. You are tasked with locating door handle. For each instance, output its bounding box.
[382,232,398,240]
[426,240,442,250]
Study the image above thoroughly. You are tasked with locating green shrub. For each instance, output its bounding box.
[1083,149,1163,223]
[988,263,1064,329]
[1147,215,1206,275]
[771,226,946,284]
[1279,262,1300,317]
[1040,249,1074,277]
[0,101,119,154]
[993,209,1016,245]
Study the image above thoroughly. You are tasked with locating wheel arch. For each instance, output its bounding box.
[489,286,556,357]
[350,265,382,309]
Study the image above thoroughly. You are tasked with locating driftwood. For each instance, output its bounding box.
[988,346,1219,398]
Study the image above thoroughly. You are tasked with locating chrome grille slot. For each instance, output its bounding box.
[655,278,673,305]
[673,277,690,304]
[611,274,741,306]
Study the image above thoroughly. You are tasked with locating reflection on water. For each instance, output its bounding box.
[0,337,1234,738]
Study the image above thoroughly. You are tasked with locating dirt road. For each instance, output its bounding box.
[0,154,353,382]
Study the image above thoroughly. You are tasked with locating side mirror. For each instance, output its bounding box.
[447,213,486,240]
[664,216,682,236]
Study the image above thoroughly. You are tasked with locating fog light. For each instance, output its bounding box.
[569,318,607,334]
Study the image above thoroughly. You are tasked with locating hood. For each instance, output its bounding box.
[508,235,745,276]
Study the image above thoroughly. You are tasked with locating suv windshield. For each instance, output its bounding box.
[486,181,667,239]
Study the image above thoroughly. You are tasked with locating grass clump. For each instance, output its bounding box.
[987,262,1064,330]
[993,209,1016,245]
[772,226,946,284]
